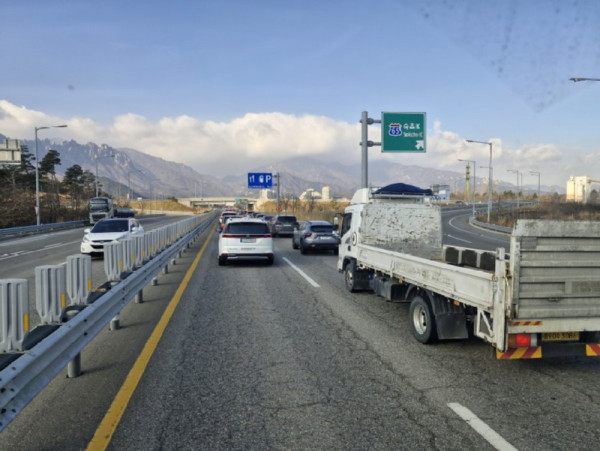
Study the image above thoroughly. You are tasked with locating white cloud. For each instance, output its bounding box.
[0,99,581,186]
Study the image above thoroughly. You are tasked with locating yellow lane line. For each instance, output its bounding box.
[87,228,215,450]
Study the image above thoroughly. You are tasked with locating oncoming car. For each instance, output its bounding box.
[218,218,274,265]
[81,217,144,256]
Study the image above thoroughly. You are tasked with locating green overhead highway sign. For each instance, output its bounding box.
[381,112,426,153]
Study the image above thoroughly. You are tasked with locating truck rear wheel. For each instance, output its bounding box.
[409,295,437,344]
[344,261,357,292]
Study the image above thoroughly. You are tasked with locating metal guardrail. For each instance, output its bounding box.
[0,212,217,432]
[0,220,87,237]
[469,217,513,234]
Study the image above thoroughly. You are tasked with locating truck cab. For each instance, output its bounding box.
[88,197,115,225]
[337,184,440,289]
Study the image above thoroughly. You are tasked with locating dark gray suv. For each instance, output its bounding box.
[292,220,340,254]
[269,214,298,237]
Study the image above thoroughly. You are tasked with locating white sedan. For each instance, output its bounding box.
[81,217,144,256]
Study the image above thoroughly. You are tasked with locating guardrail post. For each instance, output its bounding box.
[134,289,143,304]
[64,308,82,377]
[110,313,120,331]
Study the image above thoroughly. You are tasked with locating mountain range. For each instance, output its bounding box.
[1,134,564,199]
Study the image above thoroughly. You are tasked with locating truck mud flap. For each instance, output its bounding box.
[430,295,469,340]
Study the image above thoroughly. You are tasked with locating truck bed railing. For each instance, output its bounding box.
[356,244,500,311]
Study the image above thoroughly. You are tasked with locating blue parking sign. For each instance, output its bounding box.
[248,172,273,188]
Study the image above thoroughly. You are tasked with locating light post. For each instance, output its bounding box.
[458,159,476,201]
[34,124,68,226]
[507,169,521,209]
[479,165,493,219]
[530,171,541,201]
[466,140,493,222]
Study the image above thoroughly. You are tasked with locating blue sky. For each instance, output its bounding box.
[2,0,600,188]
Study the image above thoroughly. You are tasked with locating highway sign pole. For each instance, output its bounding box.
[275,172,280,210]
[359,111,381,189]
[360,111,426,189]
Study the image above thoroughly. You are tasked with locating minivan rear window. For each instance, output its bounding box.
[225,222,270,235]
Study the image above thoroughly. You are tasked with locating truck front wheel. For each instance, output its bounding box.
[409,295,437,344]
[344,261,357,292]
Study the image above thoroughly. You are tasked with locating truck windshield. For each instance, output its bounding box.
[89,201,109,211]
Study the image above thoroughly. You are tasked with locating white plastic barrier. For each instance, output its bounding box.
[134,235,145,267]
[121,238,135,273]
[104,242,124,282]
[0,279,29,352]
[34,264,66,324]
[66,255,92,305]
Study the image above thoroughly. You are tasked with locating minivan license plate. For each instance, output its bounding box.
[241,238,256,243]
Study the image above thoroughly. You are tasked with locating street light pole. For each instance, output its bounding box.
[466,139,493,222]
[458,159,476,201]
[34,124,68,226]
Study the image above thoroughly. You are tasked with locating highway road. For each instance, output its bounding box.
[2,213,600,449]
[442,206,510,252]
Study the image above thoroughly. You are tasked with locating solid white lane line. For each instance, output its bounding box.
[283,257,320,288]
[448,403,518,451]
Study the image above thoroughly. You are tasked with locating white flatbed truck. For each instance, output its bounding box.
[337,185,600,359]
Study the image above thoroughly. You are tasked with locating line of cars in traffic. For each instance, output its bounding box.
[217,209,340,265]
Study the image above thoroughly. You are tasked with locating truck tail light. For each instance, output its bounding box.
[508,333,538,348]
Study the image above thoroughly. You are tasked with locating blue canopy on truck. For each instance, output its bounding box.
[373,183,433,196]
